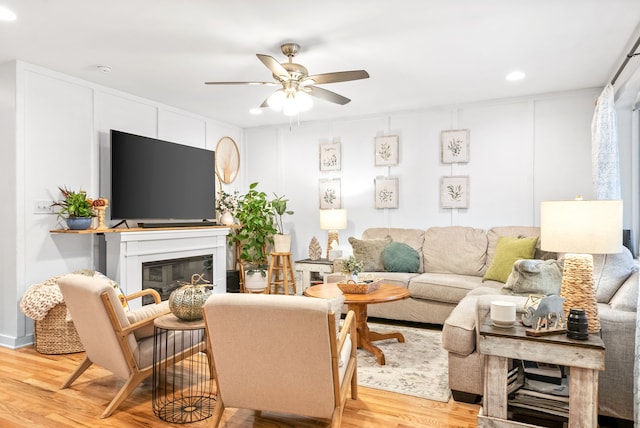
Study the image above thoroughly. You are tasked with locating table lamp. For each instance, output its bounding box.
[540,199,622,334]
[320,208,347,259]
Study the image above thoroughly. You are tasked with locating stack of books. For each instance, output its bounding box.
[508,360,570,420]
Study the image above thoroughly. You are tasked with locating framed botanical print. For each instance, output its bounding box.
[374,135,399,166]
[374,176,399,209]
[440,176,469,209]
[319,178,341,209]
[319,142,341,171]
[441,129,470,163]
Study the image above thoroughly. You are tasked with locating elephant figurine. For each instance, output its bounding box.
[521,295,565,330]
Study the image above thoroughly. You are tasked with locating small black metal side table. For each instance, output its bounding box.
[152,313,214,423]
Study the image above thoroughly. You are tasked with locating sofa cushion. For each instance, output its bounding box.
[487,226,544,266]
[382,242,421,273]
[593,246,635,303]
[126,300,170,339]
[608,270,638,312]
[409,273,484,304]
[503,259,563,295]
[360,271,418,288]
[423,226,487,276]
[363,228,425,272]
[483,236,538,283]
[442,294,481,355]
[348,236,392,272]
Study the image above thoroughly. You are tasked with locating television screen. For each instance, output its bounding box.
[110,130,215,222]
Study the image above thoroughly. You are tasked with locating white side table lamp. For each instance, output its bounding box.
[540,199,622,334]
[319,209,347,260]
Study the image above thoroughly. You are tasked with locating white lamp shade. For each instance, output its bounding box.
[320,209,347,230]
[540,200,622,254]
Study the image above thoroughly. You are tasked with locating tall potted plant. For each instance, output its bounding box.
[230,182,277,291]
[51,186,96,230]
[271,193,294,253]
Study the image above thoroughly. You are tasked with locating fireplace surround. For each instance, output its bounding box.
[105,227,228,310]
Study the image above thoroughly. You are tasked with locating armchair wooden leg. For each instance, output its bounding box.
[100,371,148,418]
[210,400,225,428]
[60,356,92,389]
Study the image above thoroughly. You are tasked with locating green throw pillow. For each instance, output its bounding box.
[483,236,538,283]
[382,242,421,273]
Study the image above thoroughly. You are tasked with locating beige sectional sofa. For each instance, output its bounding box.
[341,226,638,422]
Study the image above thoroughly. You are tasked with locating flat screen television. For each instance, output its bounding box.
[110,130,215,224]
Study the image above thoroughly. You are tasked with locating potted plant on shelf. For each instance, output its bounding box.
[51,186,96,230]
[271,193,294,253]
[229,182,277,292]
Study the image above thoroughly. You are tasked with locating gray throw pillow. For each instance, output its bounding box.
[348,236,392,271]
[503,259,563,296]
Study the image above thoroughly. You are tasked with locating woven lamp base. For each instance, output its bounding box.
[560,253,600,334]
[326,231,339,259]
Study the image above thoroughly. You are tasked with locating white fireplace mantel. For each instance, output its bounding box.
[105,227,229,309]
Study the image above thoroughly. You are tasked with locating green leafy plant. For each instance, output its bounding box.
[271,193,294,235]
[341,256,364,275]
[51,186,96,219]
[229,182,277,273]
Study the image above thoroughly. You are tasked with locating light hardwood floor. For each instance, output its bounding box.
[0,345,480,428]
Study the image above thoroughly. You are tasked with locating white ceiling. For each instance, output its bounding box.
[1,1,639,128]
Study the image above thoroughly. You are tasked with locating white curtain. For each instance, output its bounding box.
[592,83,621,200]
[636,292,640,428]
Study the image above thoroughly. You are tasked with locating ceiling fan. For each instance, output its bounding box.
[205,43,369,115]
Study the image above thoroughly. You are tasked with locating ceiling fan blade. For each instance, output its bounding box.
[306,70,369,85]
[307,86,351,105]
[256,54,291,80]
[204,81,279,86]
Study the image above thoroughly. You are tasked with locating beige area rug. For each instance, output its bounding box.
[355,322,450,402]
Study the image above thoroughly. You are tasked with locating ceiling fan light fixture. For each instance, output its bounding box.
[295,91,313,112]
[283,93,299,116]
[267,89,286,111]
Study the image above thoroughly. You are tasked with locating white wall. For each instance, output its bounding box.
[0,61,242,348]
[244,88,628,263]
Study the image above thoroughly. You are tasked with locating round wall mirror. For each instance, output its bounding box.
[215,136,240,184]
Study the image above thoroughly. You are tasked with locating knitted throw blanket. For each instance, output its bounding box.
[20,276,65,321]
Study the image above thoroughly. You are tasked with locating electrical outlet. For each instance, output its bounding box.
[34,199,55,214]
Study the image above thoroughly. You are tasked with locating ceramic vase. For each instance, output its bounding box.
[220,211,234,226]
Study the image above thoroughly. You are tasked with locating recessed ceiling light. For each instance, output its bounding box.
[506,71,526,81]
[0,6,17,21]
[249,108,263,115]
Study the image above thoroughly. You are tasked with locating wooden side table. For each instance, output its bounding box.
[477,315,605,428]
[153,313,214,423]
[294,258,334,295]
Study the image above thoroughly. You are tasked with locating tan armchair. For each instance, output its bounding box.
[202,293,358,427]
[57,273,205,418]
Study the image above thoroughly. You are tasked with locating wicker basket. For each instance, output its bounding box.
[34,303,84,354]
[337,279,381,294]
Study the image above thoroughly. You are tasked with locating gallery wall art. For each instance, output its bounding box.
[441,129,470,163]
[440,176,469,209]
[319,178,341,209]
[374,135,399,166]
[374,176,399,209]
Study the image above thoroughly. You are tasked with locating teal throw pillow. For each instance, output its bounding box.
[382,242,421,273]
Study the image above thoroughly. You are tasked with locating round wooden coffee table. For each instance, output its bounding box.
[304,282,410,365]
